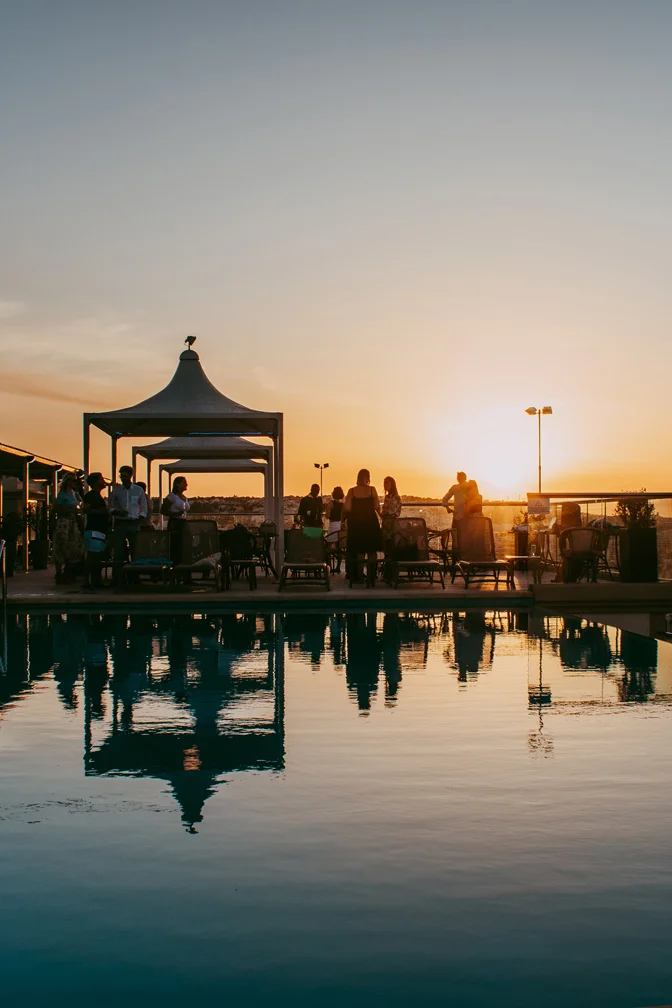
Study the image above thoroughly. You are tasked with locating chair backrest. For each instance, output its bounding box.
[258,520,276,538]
[387,518,430,561]
[180,519,220,564]
[559,527,600,556]
[220,524,255,561]
[133,527,172,561]
[454,515,496,562]
[285,527,326,563]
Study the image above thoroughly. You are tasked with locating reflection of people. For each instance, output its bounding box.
[298,484,324,528]
[559,618,612,671]
[619,631,657,702]
[345,613,380,712]
[344,469,381,586]
[452,612,490,682]
[442,472,468,526]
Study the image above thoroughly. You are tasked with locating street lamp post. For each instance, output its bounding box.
[525,406,552,493]
[313,462,329,495]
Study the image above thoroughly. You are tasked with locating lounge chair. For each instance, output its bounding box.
[219,524,256,589]
[120,528,173,590]
[171,519,225,591]
[278,528,330,591]
[558,526,601,583]
[452,515,511,588]
[383,517,445,589]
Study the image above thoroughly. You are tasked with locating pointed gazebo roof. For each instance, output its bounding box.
[134,435,272,463]
[85,347,281,439]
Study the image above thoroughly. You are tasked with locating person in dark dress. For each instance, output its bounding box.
[343,468,381,586]
[297,484,324,528]
[81,472,110,591]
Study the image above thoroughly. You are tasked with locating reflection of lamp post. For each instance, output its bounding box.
[525,406,552,493]
[528,636,553,755]
[313,462,329,495]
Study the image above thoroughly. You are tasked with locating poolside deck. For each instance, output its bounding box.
[5,565,672,613]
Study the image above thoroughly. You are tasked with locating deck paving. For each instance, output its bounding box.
[7,566,671,613]
[4,565,532,611]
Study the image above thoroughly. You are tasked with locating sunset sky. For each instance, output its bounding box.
[2,1,671,498]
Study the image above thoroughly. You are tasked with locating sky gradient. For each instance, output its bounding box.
[1,0,671,497]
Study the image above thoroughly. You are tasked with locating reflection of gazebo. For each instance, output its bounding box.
[84,615,285,831]
[157,458,270,521]
[83,342,284,552]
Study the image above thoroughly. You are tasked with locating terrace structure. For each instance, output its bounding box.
[83,341,284,555]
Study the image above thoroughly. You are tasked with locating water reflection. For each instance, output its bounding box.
[2,609,672,803]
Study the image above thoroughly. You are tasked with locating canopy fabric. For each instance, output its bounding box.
[85,348,281,438]
[134,435,271,463]
[159,458,267,474]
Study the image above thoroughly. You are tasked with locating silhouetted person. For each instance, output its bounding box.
[298,483,324,528]
[343,469,381,586]
[109,465,148,584]
[443,471,468,526]
[81,472,109,591]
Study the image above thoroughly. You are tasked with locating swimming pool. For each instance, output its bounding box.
[1,610,671,1006]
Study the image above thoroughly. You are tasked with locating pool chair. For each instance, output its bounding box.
[558,526,601,583]
[452,515,512,588]
[278,528,330,591]
[220,525,257,589]
[120,528,173,590]
[325,526,347,574]
[383,517,445,589]
[171,519,226,591]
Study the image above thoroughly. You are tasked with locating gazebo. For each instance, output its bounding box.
[132,435,272,498]
[83,341,284,552]
[157,458,270,521]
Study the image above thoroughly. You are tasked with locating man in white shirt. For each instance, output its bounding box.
[109,465,148,583]
[442,471,468,527]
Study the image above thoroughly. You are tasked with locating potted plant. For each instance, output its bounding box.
[28,501,50,570]
[615,497,658,583]
[0,510,22,577]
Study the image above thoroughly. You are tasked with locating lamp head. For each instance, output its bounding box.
[541,406,553,414]
[323,463,329,469]
[314,463,320,468]
[525,406,538,415]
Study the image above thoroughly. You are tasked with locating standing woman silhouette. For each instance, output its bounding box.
[343,469,381,586]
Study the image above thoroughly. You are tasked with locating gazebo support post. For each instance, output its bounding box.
[111,436,119,485]
[83,418,91,478]
[275,420,284,565]
[146,456,151,499]
[23,458,30,572]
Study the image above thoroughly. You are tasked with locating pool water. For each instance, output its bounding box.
[1,610,672,1007]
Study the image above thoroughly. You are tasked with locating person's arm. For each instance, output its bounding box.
[138,490,149,519]
[372,487,381,515]
[343,489,353,514]
[442,484,456,506]
[297,497,307,520]
[160,495,173,517]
